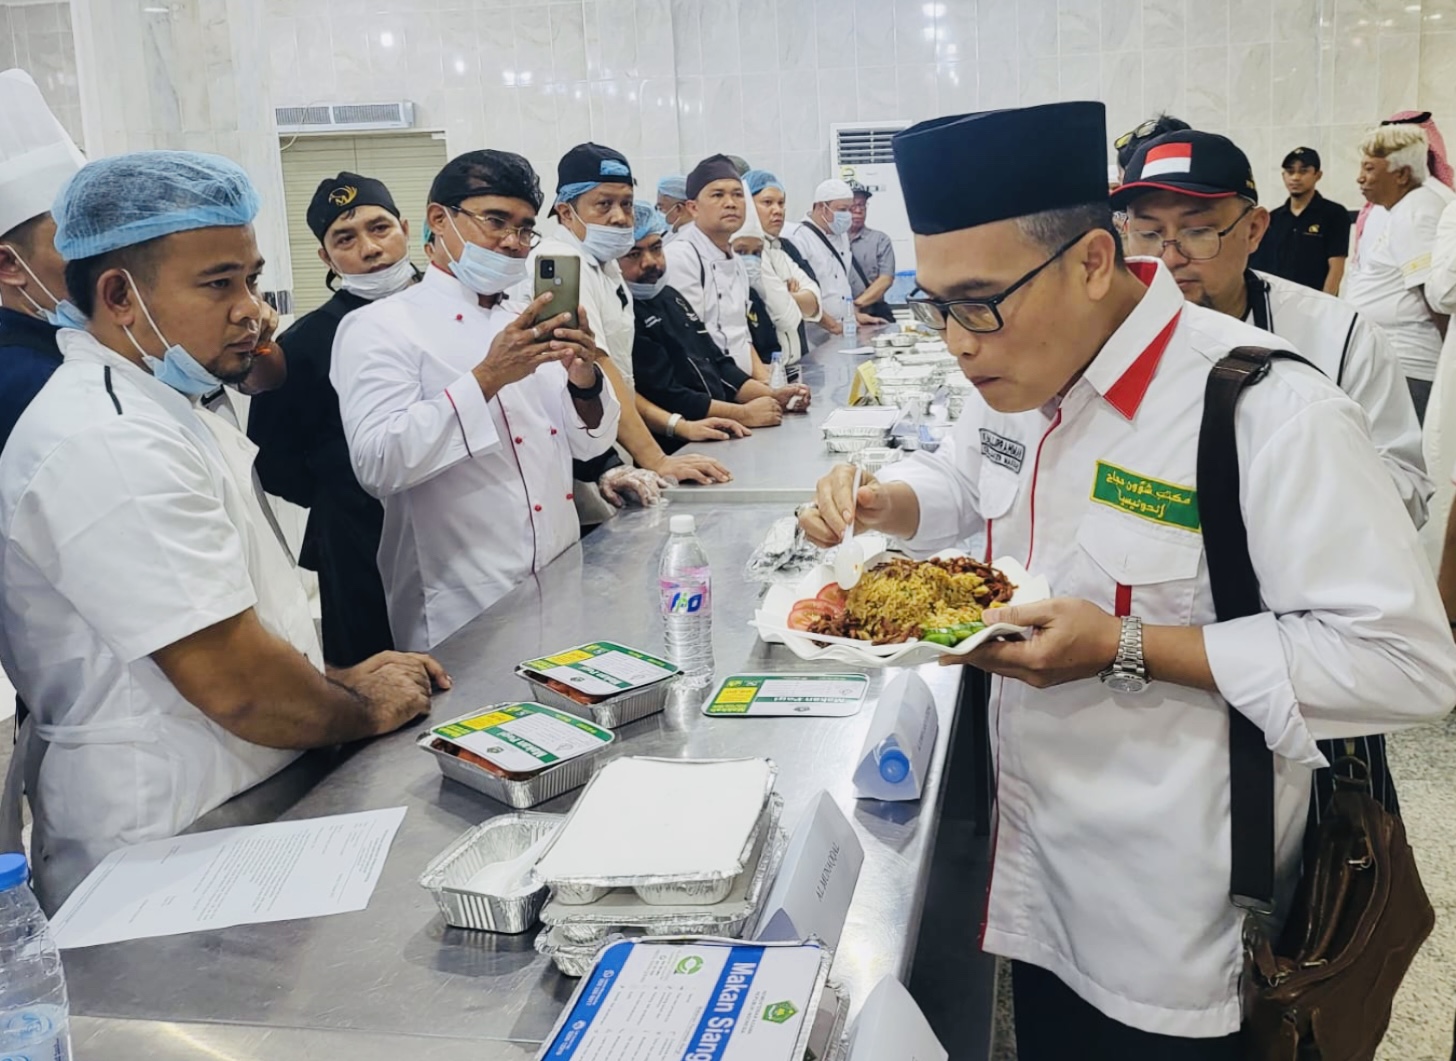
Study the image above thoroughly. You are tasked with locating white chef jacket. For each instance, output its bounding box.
[1343,182,1452,381]
[877,259,1456,1037]
[0,330,315,910]
[332,265,619,651]
[528,218,637,386]
[1246,269,1430,526]
[664,222,755,376]
[785,219,853,346]
[759,237,823,366]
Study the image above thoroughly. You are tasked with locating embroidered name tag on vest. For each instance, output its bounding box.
[979,429,1025,473]
[1090,461,1200,532]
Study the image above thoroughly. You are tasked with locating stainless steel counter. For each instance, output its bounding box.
[62,497,963,1058]
[665,332,882,502]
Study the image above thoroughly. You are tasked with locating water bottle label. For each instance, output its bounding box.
[0,1005,71,1061]
[659,578,711,619]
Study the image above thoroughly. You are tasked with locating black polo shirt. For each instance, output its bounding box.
[1250,191,1351,291]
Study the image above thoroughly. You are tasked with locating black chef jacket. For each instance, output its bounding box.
[1250,192,1352,292]
[247,288,394,667]
[0,308,62,454]
[632,286,752,451]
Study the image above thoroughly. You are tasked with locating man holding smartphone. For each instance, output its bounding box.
[531,142,733,500]
[332,149,620,651]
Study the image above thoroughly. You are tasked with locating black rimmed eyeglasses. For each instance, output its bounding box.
[906,231,1092,334]
[451,205,542,249]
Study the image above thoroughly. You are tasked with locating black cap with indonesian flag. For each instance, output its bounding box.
[1111,130,1258,208]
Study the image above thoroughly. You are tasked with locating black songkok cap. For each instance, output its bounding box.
[429,150,544,212]
[307,172,399,242]
[686,154,743,200]
[893,101,1110,236]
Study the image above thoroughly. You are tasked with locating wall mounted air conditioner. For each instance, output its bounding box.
[275,102,415,134]
[830,120,914,274]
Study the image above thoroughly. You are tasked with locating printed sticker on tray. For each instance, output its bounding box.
[431,703,613,774]
[519,641,680,698]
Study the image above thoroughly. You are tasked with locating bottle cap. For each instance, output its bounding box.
[877,747,910,783]
[669,514,696,535]
[0,852,29,891]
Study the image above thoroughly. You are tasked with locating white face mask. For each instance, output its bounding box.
[740,254,763,286]
[338,256,416,300]
[828,209,853,236]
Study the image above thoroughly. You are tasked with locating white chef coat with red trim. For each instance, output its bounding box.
[877,258,1456,1037]
[332,265,620,651]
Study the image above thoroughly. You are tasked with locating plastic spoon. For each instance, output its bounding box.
[464,829,557,895]
[834,467,866,589]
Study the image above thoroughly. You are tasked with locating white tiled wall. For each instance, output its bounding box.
[9,0,1456,214]
[0,1,82,149]
[254,0,1456,214]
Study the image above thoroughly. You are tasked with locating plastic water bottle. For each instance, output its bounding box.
[842,296,858,340]
[659,514,714,687]
[874,736,910,783]
[0,853,72,1061]
[768,351,788,390]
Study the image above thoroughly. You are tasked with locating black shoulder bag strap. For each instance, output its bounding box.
[801,221,849,281]
[1198,345,1315,913]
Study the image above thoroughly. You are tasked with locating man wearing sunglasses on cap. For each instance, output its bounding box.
[798,102,1456,1058]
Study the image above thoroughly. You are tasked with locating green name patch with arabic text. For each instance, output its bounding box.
[1090,461,1200,532]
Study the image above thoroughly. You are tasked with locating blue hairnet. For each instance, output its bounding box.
[53,150,260,260]
[556,180,600,206]
[633,202,670,242]
[744,169,784,196]
[657,175,688,200]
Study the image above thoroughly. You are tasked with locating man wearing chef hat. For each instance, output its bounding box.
[0,70,85,452]
[799,102,1456,1056]
[0,150,450,910]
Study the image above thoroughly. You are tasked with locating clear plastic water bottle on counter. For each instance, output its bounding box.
[874,736,910,783]
[842,296,858,340]
[0,853,72,1061]
[659,514,714,687]
[768,351,788,391]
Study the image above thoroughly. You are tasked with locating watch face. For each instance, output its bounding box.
[1103,672,1149,695]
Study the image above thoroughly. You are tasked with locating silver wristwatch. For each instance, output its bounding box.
[1099,615,1149,694]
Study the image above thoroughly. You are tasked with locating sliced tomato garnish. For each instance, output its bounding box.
[788,599,839,630]
[816,584,849,610]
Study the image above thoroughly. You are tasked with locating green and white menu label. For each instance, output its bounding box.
[703,674,870,718]
[431,703,613,773]
[521,642,680,698]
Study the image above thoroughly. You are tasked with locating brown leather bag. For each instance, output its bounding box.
[1199,348,1436,1061]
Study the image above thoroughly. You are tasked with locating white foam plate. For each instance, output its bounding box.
[751,551,1050,667]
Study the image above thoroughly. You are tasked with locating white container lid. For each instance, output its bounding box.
[670,514,696,534]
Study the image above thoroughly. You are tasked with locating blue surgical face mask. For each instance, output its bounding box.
[444,212,530,295]
[740,254,763,285]
[829,210,853,236]
[626,276,668,301]
[121,270,226,397]
[3,243,85,328]
[570,206,637,264]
